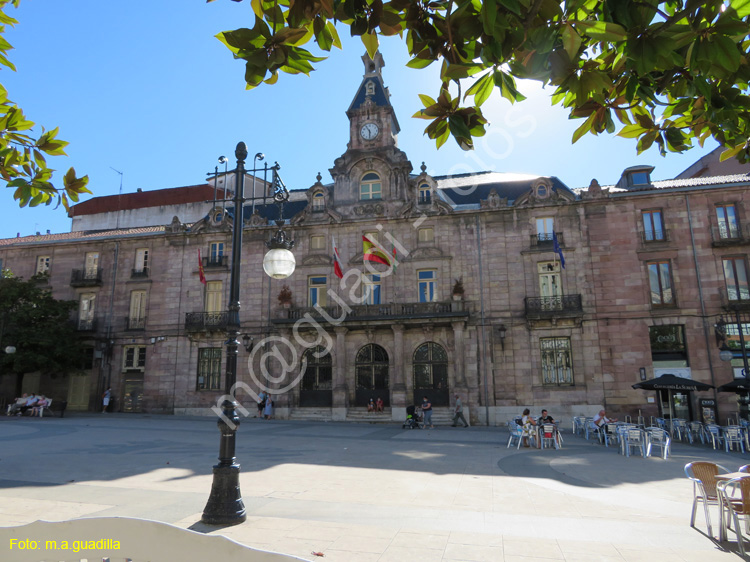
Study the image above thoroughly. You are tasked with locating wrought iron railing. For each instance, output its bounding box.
[70,268,102,286]
[185,311,229,331]
[524,294,583,316]
[76,317,98,331]
[131,267,149,278]
[281,301,461,321]
[203,255,228,268]
[126,317,146,330]
[640,228,669,243]
[711,224,748,245]
[529,232,564,250]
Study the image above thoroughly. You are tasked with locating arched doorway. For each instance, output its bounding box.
[299,345,332,407]
[355,344,389,406]
[413,342,449,406]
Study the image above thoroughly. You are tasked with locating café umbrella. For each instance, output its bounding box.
[632,374,714,420]
[717,379,750,393]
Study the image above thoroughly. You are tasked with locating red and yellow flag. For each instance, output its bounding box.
[198,249,207,285]
[363,235,391,266]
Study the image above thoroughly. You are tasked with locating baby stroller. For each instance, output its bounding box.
[402,404,424,429]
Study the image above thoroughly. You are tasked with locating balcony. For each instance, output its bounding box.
[70,268,102,287]
[529,232,564,251]
[711,224,750,247]
[525,295,583,319]
[185,312,229,332]
[131,267,149,279]
[721,289,750,312]
[76,317,98,332]
[125,317,146,331]
[275,301,468,327]
[203,255,228,269]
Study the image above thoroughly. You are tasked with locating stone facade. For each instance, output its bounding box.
[1,55,749,425]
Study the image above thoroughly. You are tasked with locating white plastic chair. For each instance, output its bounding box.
[646,427,671,459]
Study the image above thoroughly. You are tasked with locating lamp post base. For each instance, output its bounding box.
[201,464,246,526]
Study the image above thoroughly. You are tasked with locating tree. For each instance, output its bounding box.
[0,0,89,209]
[209,0,750,160]
[0,276,85,396]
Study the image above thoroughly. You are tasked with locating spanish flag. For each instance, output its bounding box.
[363,235,391,266]
[198,249,207,285]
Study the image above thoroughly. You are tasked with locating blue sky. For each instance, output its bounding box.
[0,0,719,239]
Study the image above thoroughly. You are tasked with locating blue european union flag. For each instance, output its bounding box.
[552,231,565,269]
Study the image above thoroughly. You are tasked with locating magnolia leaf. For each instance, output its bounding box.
[361,32,378,60]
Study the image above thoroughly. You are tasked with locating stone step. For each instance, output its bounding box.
[288,408,332,421]
[346,408,393,423]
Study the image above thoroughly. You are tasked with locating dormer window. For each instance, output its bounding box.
[418,183,431,204]
[630,171,650,185]
[312,192,325,212]
[360,172,382,200]
[213,211,223,224]
[365,80,375,96]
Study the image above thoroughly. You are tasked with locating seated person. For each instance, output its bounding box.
[30,396,49,417]
[539,409,555,425]
[593,409,617,427]
[6,393,27,415]
[367,398,375,412]
[521,408,540,447]
[375,397,384,412]
[18,394,38,416]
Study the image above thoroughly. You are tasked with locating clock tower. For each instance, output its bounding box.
[346,52,400,151]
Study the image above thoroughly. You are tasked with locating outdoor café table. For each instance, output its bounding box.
[715,472,750,541]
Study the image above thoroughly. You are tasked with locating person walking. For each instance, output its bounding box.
[421,396,433,429]
[102,387,111,413]
[451,394,469,427]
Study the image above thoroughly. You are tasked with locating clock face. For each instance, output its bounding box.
[360,123,379,140]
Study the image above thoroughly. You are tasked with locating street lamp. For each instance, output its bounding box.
[201,142,295,526]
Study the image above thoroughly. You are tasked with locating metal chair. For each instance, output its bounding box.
[572,416,583,436]
[601,423,620,448]
[705,424,725,450]
[622,428,647,457]
[687,421,706,445]
[671,419,688,442]
[646,427,671,459]
[506,421,523,449]
[585,419,601,443]
[684,461,730,537]
[718,477,750,555]
[540,424,559,449]
[725,427,746,453]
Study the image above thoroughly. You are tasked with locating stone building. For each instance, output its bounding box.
[1,54,749,424]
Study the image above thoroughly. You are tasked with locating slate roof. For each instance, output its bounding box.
[432,171,573,205]
[573,172,750,196]
[0,226,165,247]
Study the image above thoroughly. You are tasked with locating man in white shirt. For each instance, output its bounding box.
[593,409,617,427]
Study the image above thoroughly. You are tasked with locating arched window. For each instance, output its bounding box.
[360,172,382,200]
[412,342,449,406]
[300,345,333,407]
[312,192,325,212]
[355,343,389,406]
[418,183,431,204]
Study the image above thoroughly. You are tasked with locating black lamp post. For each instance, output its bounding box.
[201,142,295,526]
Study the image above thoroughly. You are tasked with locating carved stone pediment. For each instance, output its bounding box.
[166,216,186,233]
[580,179,609,200]
[248,210,267,227]
[301,254,333,266]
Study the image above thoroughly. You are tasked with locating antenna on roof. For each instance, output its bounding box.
[110,167,124,230]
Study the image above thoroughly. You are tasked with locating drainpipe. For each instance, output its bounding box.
[101,241,119,409]
[685,194,719,416]
[475,213,490,425]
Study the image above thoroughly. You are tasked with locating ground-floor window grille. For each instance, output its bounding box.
[197,348,222,390]
[541,337,573,385]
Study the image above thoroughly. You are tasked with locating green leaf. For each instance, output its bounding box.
[361,32,379,60]
[561,24,582,60]
[576,20,627,42]
[406,55,434,69]
[465,71,494,106]
[729,0,750,17]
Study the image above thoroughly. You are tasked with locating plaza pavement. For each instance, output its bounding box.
[0,413,749,561]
